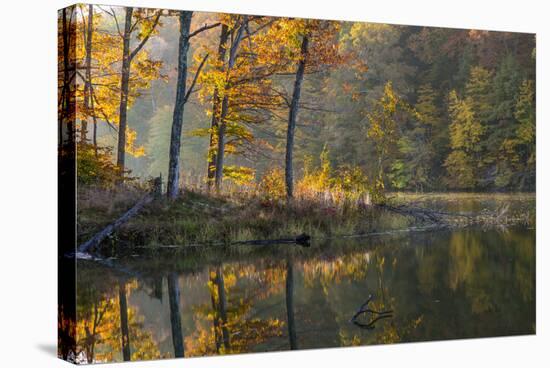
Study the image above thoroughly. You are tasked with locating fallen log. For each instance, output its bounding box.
[233,233,311,247]
[78,193,154,253]
[77,177,162,254]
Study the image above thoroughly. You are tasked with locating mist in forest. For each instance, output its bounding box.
[66,5,535,193]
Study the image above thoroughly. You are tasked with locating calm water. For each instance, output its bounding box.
[75,224,535,363]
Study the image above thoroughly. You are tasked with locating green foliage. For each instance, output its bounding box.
[444,150,476,189]
[465,67,493,123]
[494,79,536,189]
[515,80,536,147]
[415,84,440,125]
[77,143,125,187]
[492,54,522,122]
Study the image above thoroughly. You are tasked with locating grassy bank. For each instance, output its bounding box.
[77,186,535,250]
[77,186,411,248]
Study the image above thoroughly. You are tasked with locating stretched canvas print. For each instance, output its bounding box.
[58,2,536,364]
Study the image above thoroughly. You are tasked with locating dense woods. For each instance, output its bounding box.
[60,5,535,196]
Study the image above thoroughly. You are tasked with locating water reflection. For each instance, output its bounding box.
[167,273,184,357]
[285,258,297,350]
[118,281,131,361]
[75,227,535,363]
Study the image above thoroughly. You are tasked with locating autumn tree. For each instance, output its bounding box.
[197,15,283,190]
[74,6,164,183]
[444,90,484,189]
[281,19,343,199]
[205,23,229,189]
[366,82,402,192]
[100,7,162,172]
[213,16,248,191]
[166,11,215,199]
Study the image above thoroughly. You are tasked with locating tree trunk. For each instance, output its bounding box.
[92,116,98,156]
[116,7,133,172]
[81,4,93,143]
[58,9,77,360]
[166,11,193,199]
[216,266,231,351]
[209,269,222,353]
[118,280,131,361]
[167,273,185,358]
[285,259,298,350]
[206,24,229,190]
[214,18,247,191]
[285,34,309,199]
[60,7,76,148]
[214,95,229,191]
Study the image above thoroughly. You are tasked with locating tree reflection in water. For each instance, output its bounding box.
[167,273,184,357]
[75,227,535,363]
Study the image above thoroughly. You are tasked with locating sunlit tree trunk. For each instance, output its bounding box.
[168,273,185,358]
[166,11,193,199]
[285,34,309,199]
[214,96,229,191]
[118,280,131,361]
[285,259,298,349]
[206,24,229,190]
[214,17,247,191]
[116,7,133,172]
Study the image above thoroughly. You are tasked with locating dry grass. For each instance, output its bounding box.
[77,184,535,249]
[77,186,145,243]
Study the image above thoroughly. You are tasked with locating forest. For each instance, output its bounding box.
[57,4,537,363]
[58,5,536,248]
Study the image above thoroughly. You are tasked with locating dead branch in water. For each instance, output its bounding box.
[375,202,524,227]
[350,294,393,330]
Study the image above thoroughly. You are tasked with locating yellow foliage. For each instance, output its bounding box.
[259,167,286,201]
[125,128,145,158]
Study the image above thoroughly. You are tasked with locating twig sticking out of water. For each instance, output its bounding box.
[350,294,393,330]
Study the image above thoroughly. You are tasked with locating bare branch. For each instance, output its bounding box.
[183,54,210,104]
[188,22,221,39]
[99,6,123,38]
[129,11,162,61]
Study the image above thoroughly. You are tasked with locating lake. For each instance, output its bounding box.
[74,195,536,363]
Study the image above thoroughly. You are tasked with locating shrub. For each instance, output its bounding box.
[259,167,285,201]
[77,143,130,188]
